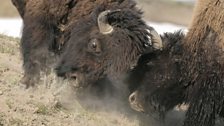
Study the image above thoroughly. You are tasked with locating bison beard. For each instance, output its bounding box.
[12,0,162,88]
[129,0,224,126]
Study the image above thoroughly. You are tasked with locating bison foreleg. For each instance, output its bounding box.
[21,20,55,88]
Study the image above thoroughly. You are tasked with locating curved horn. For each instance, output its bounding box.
[98,10,114,34]
[97,10,121,34]
[150,28,163,50]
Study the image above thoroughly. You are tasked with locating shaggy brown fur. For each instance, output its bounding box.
[11,0,26,17]
[11,0,139,88]
[181,0,224,125]
[129,0,224,126]
[127,31,186,113]
[55,4,154,89]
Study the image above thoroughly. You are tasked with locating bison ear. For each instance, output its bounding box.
[97,10,121,34]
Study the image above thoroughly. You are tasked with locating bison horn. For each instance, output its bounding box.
[98,10,120,34]
[150,28,163,50]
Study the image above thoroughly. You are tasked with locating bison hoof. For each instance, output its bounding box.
[20,75,39,89]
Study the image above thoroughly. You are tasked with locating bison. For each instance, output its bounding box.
[129,0,224,126]
[128,31,187,119]
[11,0,162,88]
[55,3,163,89]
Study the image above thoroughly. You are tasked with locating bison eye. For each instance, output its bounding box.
[88,39,101,54]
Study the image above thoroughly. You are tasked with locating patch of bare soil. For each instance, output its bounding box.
[0,35,140,126]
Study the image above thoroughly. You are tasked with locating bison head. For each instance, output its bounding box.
[128,31,186,119]
[56,8,162,88]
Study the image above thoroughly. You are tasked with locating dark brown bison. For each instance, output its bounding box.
[127,31,186,116]
[55,3,163,89]
[11,0,162,88]
[128,31,187,119]
[129,0,224,126]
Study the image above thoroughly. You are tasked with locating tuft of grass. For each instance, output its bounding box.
[0,120,3,126]
[52,101,64,111]
[0,113,5,126]
[34,103,50,115]
[0,34,20,43]
[0,34,20,55]
[0,46,16,55]
[5,99,13,109]
[9,118,23,126]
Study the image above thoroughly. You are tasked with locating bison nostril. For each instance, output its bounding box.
[66,72,77,80]
[129,92,137,103]
[70,73,77,80]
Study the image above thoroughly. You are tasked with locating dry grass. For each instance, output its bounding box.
[0,34,19,55]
